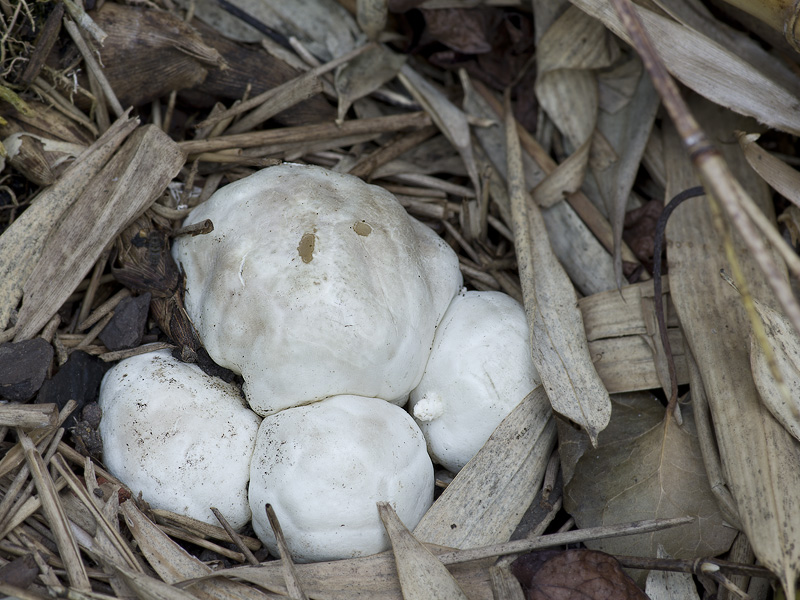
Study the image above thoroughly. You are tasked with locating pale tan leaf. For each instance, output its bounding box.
[663,97,800,593]
[533,5,619,206]
[737,131,800,209]
[398,64,481,198]
[0,114,137,331]
[14,125,184,340]
[378,502,469,600]
[413,387,555,549]
[748,297,800,442]
[592,55,660,286]
[335,45,405,124]
[505,97,611,444]
[562,394,737,585]
[570,0,800,135]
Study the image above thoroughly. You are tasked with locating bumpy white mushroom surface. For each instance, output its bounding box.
[248,394,433,562]
[172,164,462,416]
[408,290,542,473]
[98,350,260,529]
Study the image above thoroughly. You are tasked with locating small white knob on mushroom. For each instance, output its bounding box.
[248,394,433,562]
[408,290,542,473]
[98,350,260,529]
[171,164,462,416]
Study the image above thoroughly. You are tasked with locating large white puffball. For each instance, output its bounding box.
[98,350,260,529]
[248,395,433,562]
[408,290,542,473]
[172,164,462,416]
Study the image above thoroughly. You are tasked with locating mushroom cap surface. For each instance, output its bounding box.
[408,290,542,473]
[98,350,260,529]
[248,394,434,562]
[172,163,462,416]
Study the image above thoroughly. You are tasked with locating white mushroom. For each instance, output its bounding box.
[98,350,260,529]
[408,290,542,473]
[171,163,462,416]
[248,394,433,562]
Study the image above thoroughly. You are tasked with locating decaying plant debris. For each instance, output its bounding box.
[1,0,800,597]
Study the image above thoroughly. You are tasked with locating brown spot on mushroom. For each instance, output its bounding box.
[298,233,316,263]
[353,221,372,237]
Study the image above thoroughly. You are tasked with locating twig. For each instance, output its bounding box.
[63,18,123,117]
[210,507,259,566]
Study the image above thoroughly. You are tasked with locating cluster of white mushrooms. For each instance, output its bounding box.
[98,164,541,562]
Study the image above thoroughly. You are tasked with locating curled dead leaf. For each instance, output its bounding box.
[511,549,648,600]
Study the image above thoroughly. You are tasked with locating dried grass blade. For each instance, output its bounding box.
[112,565,199,600]
[0,113,137,331]
[398,64,481,198]
[121,502,272,600]
[569,0,800,135]
[14,124,185,340]
[413,387,555,549]
[265,504,309,600]
[378,502,469,600]
[179,111,431,155]
[49,454,141,570]
[225,71,322,135]
[18,429,90,591]
[504,93,611,444]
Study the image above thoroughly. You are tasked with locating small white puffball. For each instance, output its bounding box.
[171,163,462,416]
[248,395,433,562]
[98,350,260,529]
[408,290,542,473]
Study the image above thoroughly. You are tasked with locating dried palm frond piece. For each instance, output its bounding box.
[13,124,185,341]
[0,113,138,334]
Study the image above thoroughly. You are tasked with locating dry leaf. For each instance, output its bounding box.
[561,393,737,582]
[591,55,660,287]
[378,502,469,600]
[511,549,648,600]
[414,388,555,549]
[737,131,800,208]
[335,45,406,124]
[533,5,618,207]
[570,0,800,135]
[398,64,481,198]
[747,295,800,442]
[663,97,800,594]
[505,95,611,444]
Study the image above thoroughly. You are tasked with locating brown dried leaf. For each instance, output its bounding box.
[421,8,498,54]
[511,549,647,600]
[561,394,737,582]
